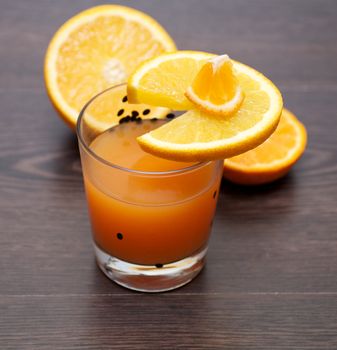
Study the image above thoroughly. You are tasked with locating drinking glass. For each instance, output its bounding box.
[77,85,223,292]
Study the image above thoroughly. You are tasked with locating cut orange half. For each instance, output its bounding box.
[44,5,176,129]
[185,54,244,116]
[223,108,307,185]
[133,51,283,162]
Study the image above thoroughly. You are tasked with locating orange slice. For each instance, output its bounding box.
[132,51,283,162]
[185,54,244,115]
[44,5,176,129]
[223,108,307,185]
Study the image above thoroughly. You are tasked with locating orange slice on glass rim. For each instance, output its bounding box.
[128,51,283,162]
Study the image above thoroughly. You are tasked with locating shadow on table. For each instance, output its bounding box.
[217,173,299,224]
[221,172,294,195]
[52,130,82,181]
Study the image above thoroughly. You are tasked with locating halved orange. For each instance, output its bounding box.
[223,108,307,185]
[185,54,244,116]
[44,5,176,129]
[131,51,283,162]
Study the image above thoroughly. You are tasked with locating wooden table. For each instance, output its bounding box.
[1,1,336,348]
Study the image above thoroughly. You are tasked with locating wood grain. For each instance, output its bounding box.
[0,0,337,349]
[1,294,337,349]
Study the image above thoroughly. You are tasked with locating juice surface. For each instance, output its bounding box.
[90,119,195,172]
[83,119,221,265]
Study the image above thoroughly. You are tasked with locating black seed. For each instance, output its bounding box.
[213,191,217,199]
[166,113,175,119]
[130,115,137,121]
[119,116,131,124]
[117,233,123,240]
[150,117,158,122]
[131,111,139,117]
[155,263,163,268]
[142,109,150,115]
[117,109,124,116]
[122,96,128,103]
[136,117,142,123]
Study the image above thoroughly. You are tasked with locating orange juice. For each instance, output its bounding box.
[82,119,222,265]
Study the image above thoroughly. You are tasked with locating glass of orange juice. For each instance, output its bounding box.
[77,85,223,292]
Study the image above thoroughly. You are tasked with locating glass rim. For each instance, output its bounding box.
[76,85,212,176]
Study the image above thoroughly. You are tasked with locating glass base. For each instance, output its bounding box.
[94,243,208,293]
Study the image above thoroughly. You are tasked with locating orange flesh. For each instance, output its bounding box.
[226,109,303,167]
[83,120,221,265]
[223,109,307,185]
[192,60,238,105]
[56,16,170,112]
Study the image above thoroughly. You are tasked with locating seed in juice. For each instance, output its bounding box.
[142,109,150,115]
[151,117,158,122]
[122,96,128,103]
[117,233,123,240]
[166,113,175,119]
[155,263,163,268]
[117,109,124,116]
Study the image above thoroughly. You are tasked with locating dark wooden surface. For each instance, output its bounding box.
[1,0,337,349]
